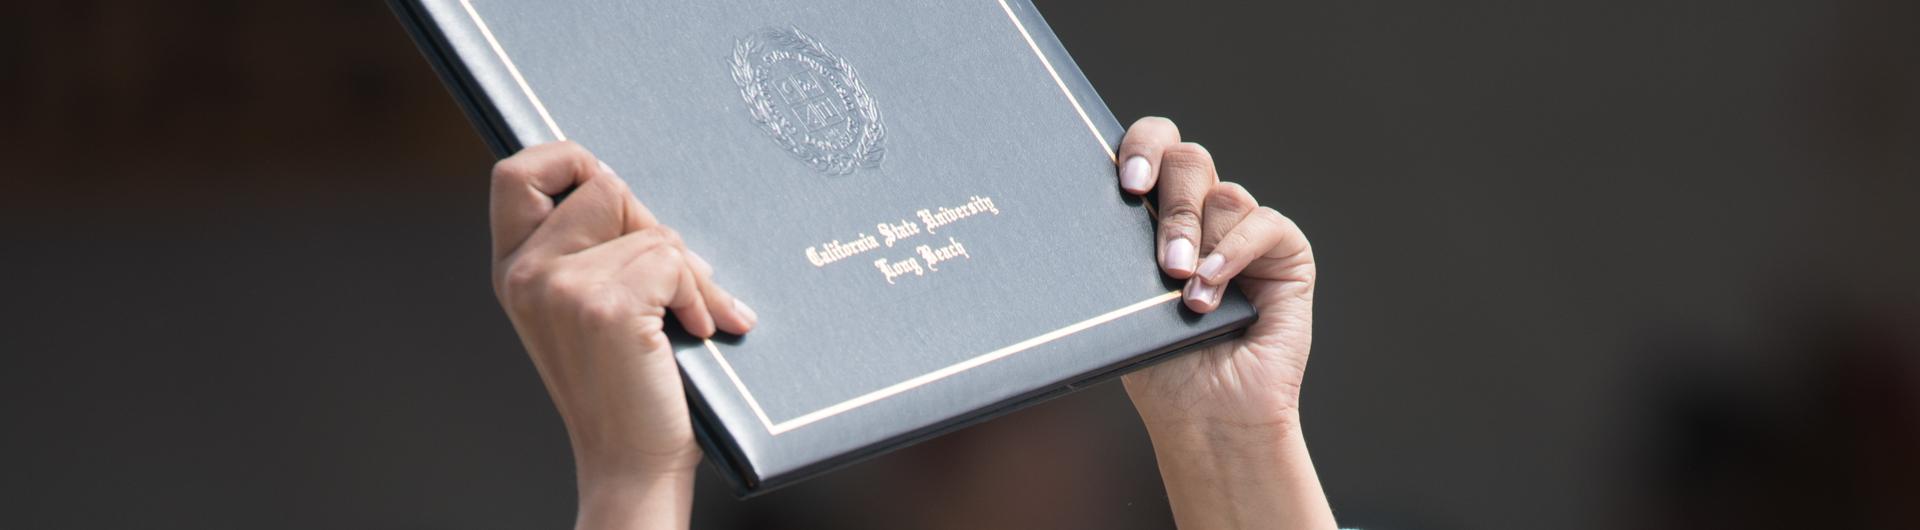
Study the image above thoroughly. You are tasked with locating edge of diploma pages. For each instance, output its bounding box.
[390,0,1254,495]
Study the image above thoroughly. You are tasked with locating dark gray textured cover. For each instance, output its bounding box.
[391,0,1253,495]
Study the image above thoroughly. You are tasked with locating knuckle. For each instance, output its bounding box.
[630,317,673,352]
[1133,115,1173,127]
[540,268,623,325]
[498,259,549,303]
[1207,182,1257,210]
[493,142,592,187]
[652,225,683,246]
[1219,229,1255,252]
[624,235,683,270]
[1264,207,1303,235]
[1260,207,1316,261]
[1130,115,1178,134]
[561,144,602,177]
[544,268,595,304]
[1160,142,1215,172]
[631,224,682,248]
[1121,117,1180,159]
[1161,203,1204,229]
[574,288,630,327]
[656,244,685,266]
[627,242,688,279]
[490,157,535,188]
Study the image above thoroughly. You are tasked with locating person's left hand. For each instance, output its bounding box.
[489,142,756,529]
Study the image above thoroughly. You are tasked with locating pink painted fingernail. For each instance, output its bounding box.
[1119,156,1151,193]
[734,299,758,327]
[1195,253,1226,281]
[1187,280,1217,306]
[1164,238,1196,275]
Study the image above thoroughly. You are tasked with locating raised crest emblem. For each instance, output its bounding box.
[730,26,885,175]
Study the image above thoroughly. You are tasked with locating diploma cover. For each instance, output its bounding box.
[391,0,1255,495]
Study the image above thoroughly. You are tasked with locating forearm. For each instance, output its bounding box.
[574,469,696,530]
[1144,411,1336,530]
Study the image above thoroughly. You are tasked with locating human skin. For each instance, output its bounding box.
[488,142,753,529]
[487,117,1333,529]
[1115,117,1336,530]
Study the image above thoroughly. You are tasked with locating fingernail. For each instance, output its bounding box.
[734,299,758,327]
[1186,280,1217,307]
[1119,156,1150,193]
[1195,253,1225,281]
[1164,238,1196,275]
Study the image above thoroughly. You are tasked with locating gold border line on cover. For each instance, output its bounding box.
[457,0,1180,435]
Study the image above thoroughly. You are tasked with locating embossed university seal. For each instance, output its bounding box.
[730,26,885,175]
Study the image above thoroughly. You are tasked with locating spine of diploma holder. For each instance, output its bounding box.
[389,0,1255,496]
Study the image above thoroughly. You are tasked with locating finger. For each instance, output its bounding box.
[667,264,718,338]
[687,250,757,335]
[1185,182,1257,312]
[573,226,719,338]
[1156,142,1218,278]
[1229,208,1314,284]
[521,162,635,259]
[1116,116,1181,195]
[1188,207,1310,312]
[1197,182,1259,255]
[490,141,602,260]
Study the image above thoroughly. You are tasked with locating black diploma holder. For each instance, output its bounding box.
[390,0,1254,495]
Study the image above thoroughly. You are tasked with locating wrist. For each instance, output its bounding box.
[1128,383,1303,441]
[1123,357,1307,440]
[572,442,701,530]
[575,467,696,530]
[1140,408,1336,530]
[1139,406,1304,460]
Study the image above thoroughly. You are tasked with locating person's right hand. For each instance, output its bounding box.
[489,142,756,530]
[1113,117,1336,530]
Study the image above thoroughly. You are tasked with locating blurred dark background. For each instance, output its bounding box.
[4,1,1917,528]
